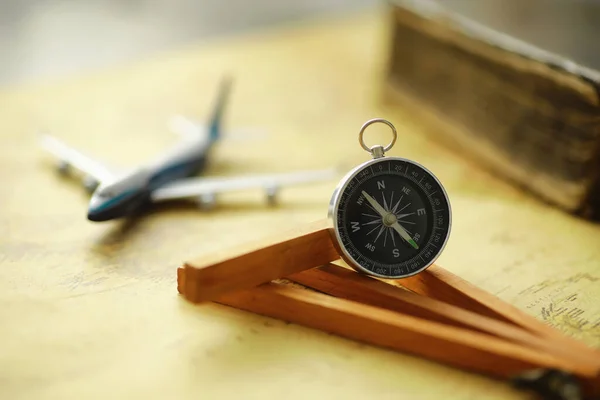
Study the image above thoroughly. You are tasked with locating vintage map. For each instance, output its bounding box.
[0,10,598,400]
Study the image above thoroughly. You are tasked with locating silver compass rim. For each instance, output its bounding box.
[327,156,453,280]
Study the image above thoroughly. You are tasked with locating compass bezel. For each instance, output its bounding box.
[327,156,452,279]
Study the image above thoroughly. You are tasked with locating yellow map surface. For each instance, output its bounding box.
[0,8,598,400]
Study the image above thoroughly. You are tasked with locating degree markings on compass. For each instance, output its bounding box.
[401,167,429,192]
[428,191,437,197]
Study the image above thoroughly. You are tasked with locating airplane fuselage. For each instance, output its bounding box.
[86,134,212,221]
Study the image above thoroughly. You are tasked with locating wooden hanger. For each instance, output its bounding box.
[177,218,600,399]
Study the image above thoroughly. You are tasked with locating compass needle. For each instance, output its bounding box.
[329,118,451,278]
[361,191,387,217]
[391,222,418,250]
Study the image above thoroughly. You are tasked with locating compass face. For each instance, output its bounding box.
[329,157,451,279]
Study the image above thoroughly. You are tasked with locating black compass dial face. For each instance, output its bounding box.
[334,158,451,278]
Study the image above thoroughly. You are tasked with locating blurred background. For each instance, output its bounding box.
[1,0,599,88]
[0,0,377,87]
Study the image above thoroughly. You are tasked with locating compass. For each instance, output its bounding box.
[328,118,451,279]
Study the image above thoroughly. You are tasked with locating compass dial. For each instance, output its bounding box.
[329,157,451,279]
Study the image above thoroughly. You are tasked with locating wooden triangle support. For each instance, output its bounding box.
[177,219,600,399]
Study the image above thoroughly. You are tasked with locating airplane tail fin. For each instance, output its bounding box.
[208,76,233,142]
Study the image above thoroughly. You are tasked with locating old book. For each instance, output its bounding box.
[384,0,600,220]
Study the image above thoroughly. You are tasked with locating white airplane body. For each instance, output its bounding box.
[40,80,336,222]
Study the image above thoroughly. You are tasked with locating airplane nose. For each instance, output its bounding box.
[87,209,109,222]
[85,190,148,222]
[87,195,107,221]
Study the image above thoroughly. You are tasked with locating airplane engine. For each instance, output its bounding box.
[265,185,279,206]
[57,160,70,175]
[196,193,216,211]
[83,176,99,193]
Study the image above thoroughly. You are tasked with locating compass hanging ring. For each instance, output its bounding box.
[358,118,398,158]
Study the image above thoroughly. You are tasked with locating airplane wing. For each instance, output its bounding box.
[39,134,116,183]
[150,168,338,202]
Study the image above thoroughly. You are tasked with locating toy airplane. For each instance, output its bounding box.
[40,79,337,222]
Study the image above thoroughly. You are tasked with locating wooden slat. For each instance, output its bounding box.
[179,218,338,302]
[179,218,600,367]
[287,263,600,370]
[203,280,600,397]
[177,218,600,396]
[399,264,600,360]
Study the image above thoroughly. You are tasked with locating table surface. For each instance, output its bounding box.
[1,8,599,400]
